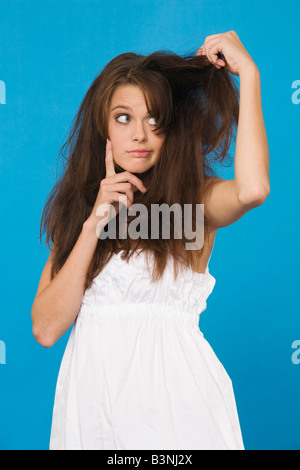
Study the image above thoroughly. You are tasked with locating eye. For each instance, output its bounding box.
[148,116,157,126]
[114,114,157,126]
[115,114,130,124]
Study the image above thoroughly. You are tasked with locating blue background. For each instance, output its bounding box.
[0,0,299,450]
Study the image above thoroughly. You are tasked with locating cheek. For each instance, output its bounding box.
[109,126,126,145]
[108,131,121,152]
[154,136,164,151]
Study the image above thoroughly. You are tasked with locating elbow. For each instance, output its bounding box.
[31,305,56,348]
[238,184,270,206]
[32,324,56,348]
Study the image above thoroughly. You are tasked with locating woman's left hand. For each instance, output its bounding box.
[196,31,256,76]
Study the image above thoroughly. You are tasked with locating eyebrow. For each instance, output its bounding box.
[111,105,151,115]
[111,105,133,111]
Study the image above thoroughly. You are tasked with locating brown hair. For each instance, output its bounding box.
[39,50,239,290]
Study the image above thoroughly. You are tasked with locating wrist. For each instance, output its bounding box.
[238,61,259,78]
[83,211,112,241]
[82,216,100,237]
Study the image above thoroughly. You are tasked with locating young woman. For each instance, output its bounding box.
[31,31,270,450]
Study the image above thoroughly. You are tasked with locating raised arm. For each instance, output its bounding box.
[197,31,270,229]
[234,64,270,202]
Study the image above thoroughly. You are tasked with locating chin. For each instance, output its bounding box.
[115,161,153,174]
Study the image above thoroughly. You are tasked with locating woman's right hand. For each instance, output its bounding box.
[85,139,147,231]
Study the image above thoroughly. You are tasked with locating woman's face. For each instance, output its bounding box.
[107,85,165,174]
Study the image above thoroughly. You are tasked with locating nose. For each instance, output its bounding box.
[131,120,147,142]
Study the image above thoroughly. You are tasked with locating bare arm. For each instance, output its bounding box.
[31,220,99,348]
[203,64,270,230]
[234,64,270,202]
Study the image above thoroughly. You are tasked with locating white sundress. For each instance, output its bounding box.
[49,246,244,450]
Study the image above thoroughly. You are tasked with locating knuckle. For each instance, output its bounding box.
[135,176,143,185]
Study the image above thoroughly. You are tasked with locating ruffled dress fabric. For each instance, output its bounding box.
[49,249,244,450]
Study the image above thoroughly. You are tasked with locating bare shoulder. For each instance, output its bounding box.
[203,175,224,192]
[202,176,224,231]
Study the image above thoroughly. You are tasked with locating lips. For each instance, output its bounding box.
[128,150,151,158]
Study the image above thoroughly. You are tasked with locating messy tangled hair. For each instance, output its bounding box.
[39,50,239,290]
